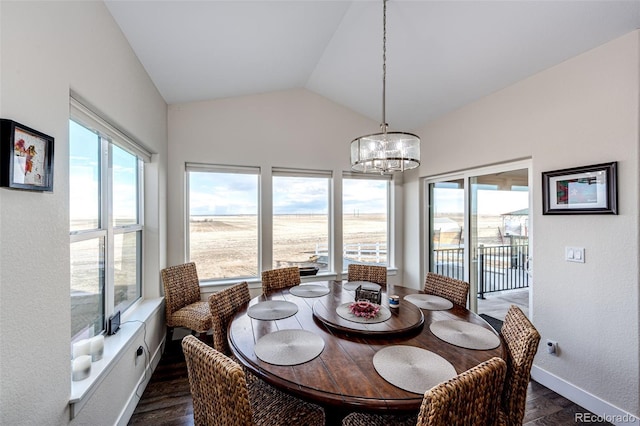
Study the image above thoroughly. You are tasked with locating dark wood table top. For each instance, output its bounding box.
[312,284,424,336]
[228,280,504,414]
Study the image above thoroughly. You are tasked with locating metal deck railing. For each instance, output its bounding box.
[433,244,529,298]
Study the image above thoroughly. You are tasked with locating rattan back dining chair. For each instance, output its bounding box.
[417,356,507,426]
[347,264,387,289]
[161,262,212,343]
[261,266,300,294]
[208,281,251,357]
[498,305,541,426]
[340,410,417,426]
[341,357,507,426]
[424,272,469,307]
[182,335,325,426]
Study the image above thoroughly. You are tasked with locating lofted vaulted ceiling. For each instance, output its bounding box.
[105,1,640,131]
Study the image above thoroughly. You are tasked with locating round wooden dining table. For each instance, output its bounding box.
[228,280,504,423]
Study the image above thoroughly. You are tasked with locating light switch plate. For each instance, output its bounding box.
[565,247,585,263]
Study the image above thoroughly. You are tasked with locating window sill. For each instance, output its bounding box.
[69,297,163,419]
[199,269,397,290]
[199,271,340,290]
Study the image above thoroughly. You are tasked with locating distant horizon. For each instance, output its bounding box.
[70,211,512,222]
[189,212,386,217]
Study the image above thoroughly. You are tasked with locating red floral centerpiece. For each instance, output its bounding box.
[348,300,381,319]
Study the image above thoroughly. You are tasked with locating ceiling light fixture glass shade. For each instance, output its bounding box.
[351,129,420,173]
[350,0,421,174]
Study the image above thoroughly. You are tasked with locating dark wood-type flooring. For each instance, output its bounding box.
[129,337,611,426]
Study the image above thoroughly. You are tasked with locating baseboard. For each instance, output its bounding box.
[116,335,165,426]
[531,365,639,425]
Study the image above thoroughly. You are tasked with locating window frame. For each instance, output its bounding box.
[70,97,147,339]
[183,164,396,285]
[111,143,144,314]
[185,163,262,281]
[271,167,333,272]
[341,172,392,270]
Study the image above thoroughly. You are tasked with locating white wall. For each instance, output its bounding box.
[0,2,167,425]
[167,89,405,287]
[3,0,636,422]
[405,31,640,418]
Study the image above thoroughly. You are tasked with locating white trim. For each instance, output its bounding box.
[422,158,532,312]
[342,176,392,268]
[271,170,333,270]
[531,366,640,425]
[272,167,332,178]
[117,333,164,426]
[70,95,152,162]
[185,162,260,174]
[70,228,106,242]
[423,158,532,182]
[342,170,392,181]
[185,166,261,279]
[70,298,163,418]
[113,224,143,234]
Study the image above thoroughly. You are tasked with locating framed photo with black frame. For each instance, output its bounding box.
[542,162,617,215]
[0,119,54,192]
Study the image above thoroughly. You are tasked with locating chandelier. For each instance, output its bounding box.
[350,0,421,174]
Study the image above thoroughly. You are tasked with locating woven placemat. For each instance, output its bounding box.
[335,302,391,324]
[430,320,500,350]
[403,294,453,310]
[343,281,381,291]
[289,284,330,298]
[373,345,457,394]
[247,300,298,320]
[254,329,324,366]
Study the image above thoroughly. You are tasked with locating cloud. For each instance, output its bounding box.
[343,179,387,214]
[273,176,328,215]
[189,174,390,216]
[190,172,258,215]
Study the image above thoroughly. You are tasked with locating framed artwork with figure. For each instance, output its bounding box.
[542,162,617,215]
[0,119,54,192]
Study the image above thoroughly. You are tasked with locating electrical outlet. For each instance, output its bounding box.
[135,345,143,366]
[546,340,558,355]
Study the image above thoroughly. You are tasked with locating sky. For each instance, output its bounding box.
[70,117,527,221]
[433,185,529,216]
[69,120,138,225]
[188,174,528,216]
[188,173,388,216]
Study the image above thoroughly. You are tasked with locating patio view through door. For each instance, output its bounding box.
[427,161,531,320]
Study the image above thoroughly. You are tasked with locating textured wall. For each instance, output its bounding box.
[0,2,167,424]
[405,31,640,416]
[167,89,406,285]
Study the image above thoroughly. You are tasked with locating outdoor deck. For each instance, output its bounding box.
[478,288,529,321]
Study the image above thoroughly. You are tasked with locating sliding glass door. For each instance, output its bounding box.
[429,178,465,281]
[426,161,531,316]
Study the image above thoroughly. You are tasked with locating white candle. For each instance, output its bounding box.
[72,339,91,359]
[72,355,92,381]
[89,335,104,362]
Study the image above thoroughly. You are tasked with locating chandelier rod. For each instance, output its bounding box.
[349,0,420,174]
[381,0,387,133]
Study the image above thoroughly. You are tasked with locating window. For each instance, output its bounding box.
[342,175,389,267]
[112,144,143,314]
[70,98,146,340]
[184,166,394,282]
[187,165,260,280]
[272,169,331,272]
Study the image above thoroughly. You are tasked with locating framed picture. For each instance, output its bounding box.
[542,162,617,215]
[0,119,54,192]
